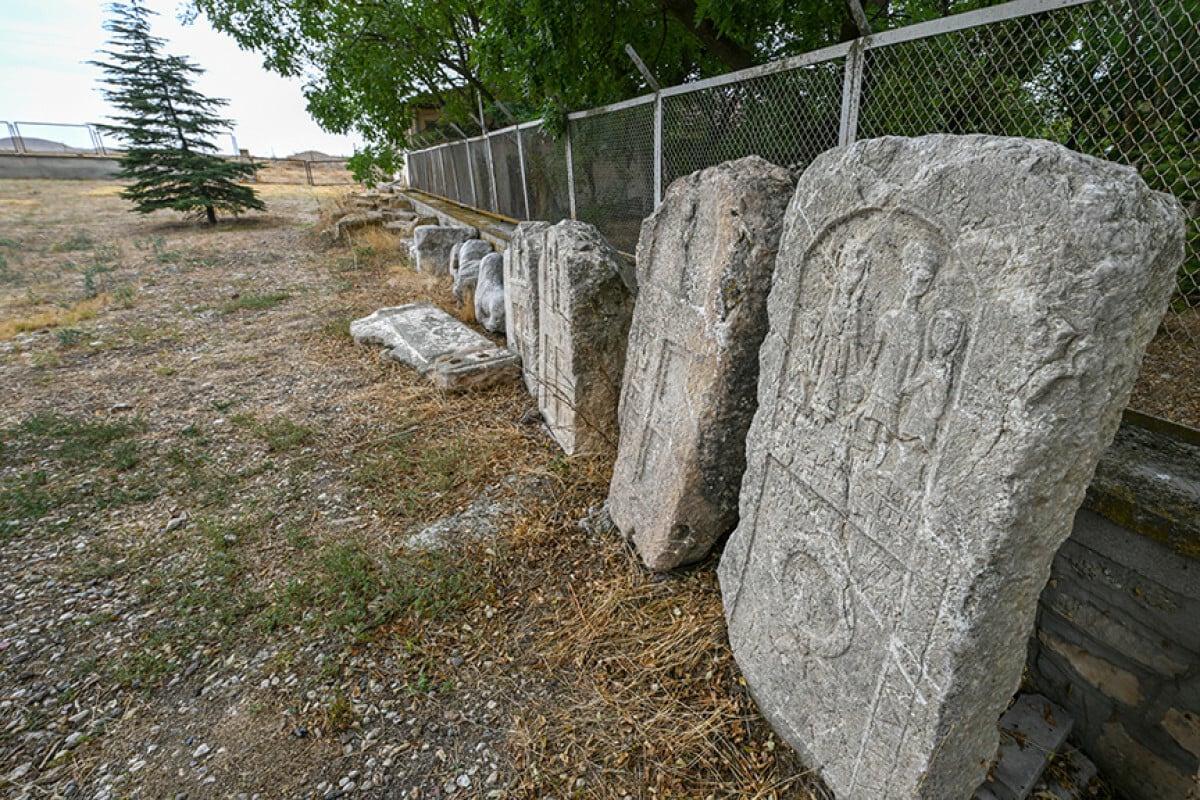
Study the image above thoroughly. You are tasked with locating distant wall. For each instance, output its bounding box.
[0,153,120,179]
[1029,418,1200,800]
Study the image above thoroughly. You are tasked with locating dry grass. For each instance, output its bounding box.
[0,177,830,799]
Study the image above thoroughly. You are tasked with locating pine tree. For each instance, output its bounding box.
[90,1,263,224]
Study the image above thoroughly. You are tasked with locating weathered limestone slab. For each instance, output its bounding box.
[414,226,476,276]
[454,239,493,300]
[399,215,438,237]
[329,210,383,241]
[718,135,1184,800]
[504,221,551,395]
[350,303,492,374]
[608,156,794,571]
[476,252,506,334]
[431,346,520,391]
[538,221,635,456]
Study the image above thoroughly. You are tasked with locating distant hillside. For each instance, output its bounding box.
[0,137,90,153]
[287,150,342,161]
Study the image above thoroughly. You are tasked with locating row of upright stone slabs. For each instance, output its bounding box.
[715,136,1183,799]
[608,156,795,571]
[504,220,634,456]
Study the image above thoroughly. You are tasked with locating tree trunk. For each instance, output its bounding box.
[206,205,217,224]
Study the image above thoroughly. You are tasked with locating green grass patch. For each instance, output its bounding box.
[353,429,500,518]
[220,291,291,313]
[262,540,491,641]
[51,233,96,252]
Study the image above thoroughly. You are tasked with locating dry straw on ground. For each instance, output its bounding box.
[0,178,830,799]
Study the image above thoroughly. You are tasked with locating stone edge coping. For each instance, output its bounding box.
[401,189,516,251]
[1084,409,1200,562]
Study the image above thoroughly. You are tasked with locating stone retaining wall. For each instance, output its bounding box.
[1029,418,1200,800]
[0,153,121,180]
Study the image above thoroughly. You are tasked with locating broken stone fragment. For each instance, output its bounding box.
[475,253,506,334]
[350,303,493,374]
[454,239,493,300]
[537,220,634,456]
[413,226,476,277]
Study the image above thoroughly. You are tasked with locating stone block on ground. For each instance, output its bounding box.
[414,226,476,277]
[538,220,635,456]
[398,215,439,238]
[717,135,1184,800]
[350,303,492,374]
[329,211,384,241]
[431,346,520,391]
[476,252,506,334]
[454,239,493,300]
[608,155,794,571]
[505,221,551,395]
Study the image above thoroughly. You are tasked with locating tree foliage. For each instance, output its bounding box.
[91,1,263,224]
[187,0,1003,163]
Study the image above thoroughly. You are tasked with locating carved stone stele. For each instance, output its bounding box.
[537,221,634,456]
[608,156,795,571]
[504,222,551,396]
[718,135,1183,800]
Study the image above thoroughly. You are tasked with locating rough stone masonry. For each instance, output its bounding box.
[608,156,794,571]
[717,135,1184,800]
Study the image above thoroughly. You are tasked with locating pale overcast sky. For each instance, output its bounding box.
[0,0,362,158]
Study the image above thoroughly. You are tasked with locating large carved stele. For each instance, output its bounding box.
[504,222,551,396]
[609,156,794,571]
[537,221,634,456]
[718,136,1184,800]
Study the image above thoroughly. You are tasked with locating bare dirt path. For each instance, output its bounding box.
[0,179,822,800]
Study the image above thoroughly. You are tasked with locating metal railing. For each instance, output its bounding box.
[0,121,113,155]
[407,0,1198,427]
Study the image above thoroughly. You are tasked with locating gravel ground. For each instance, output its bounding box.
[0,180,821,800]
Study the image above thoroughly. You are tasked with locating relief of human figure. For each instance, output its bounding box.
[807,238,872,421]
[859,238,944,451]
[897,308,966,451]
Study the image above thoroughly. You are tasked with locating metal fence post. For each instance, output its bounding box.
[653,93,663,206]
[483,133,500,213]
[449,144,462,201]
[838,38,866,147]
[515,126,531,220]
[565,123,577,221]
[437,146,449,198]
[463,140,478,208]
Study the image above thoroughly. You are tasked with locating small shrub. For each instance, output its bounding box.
[55,328,84,348]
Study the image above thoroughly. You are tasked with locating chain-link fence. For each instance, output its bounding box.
[249,157,356,186]
[406,0,1199,427]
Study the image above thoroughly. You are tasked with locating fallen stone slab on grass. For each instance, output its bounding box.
[351,303,516,392]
